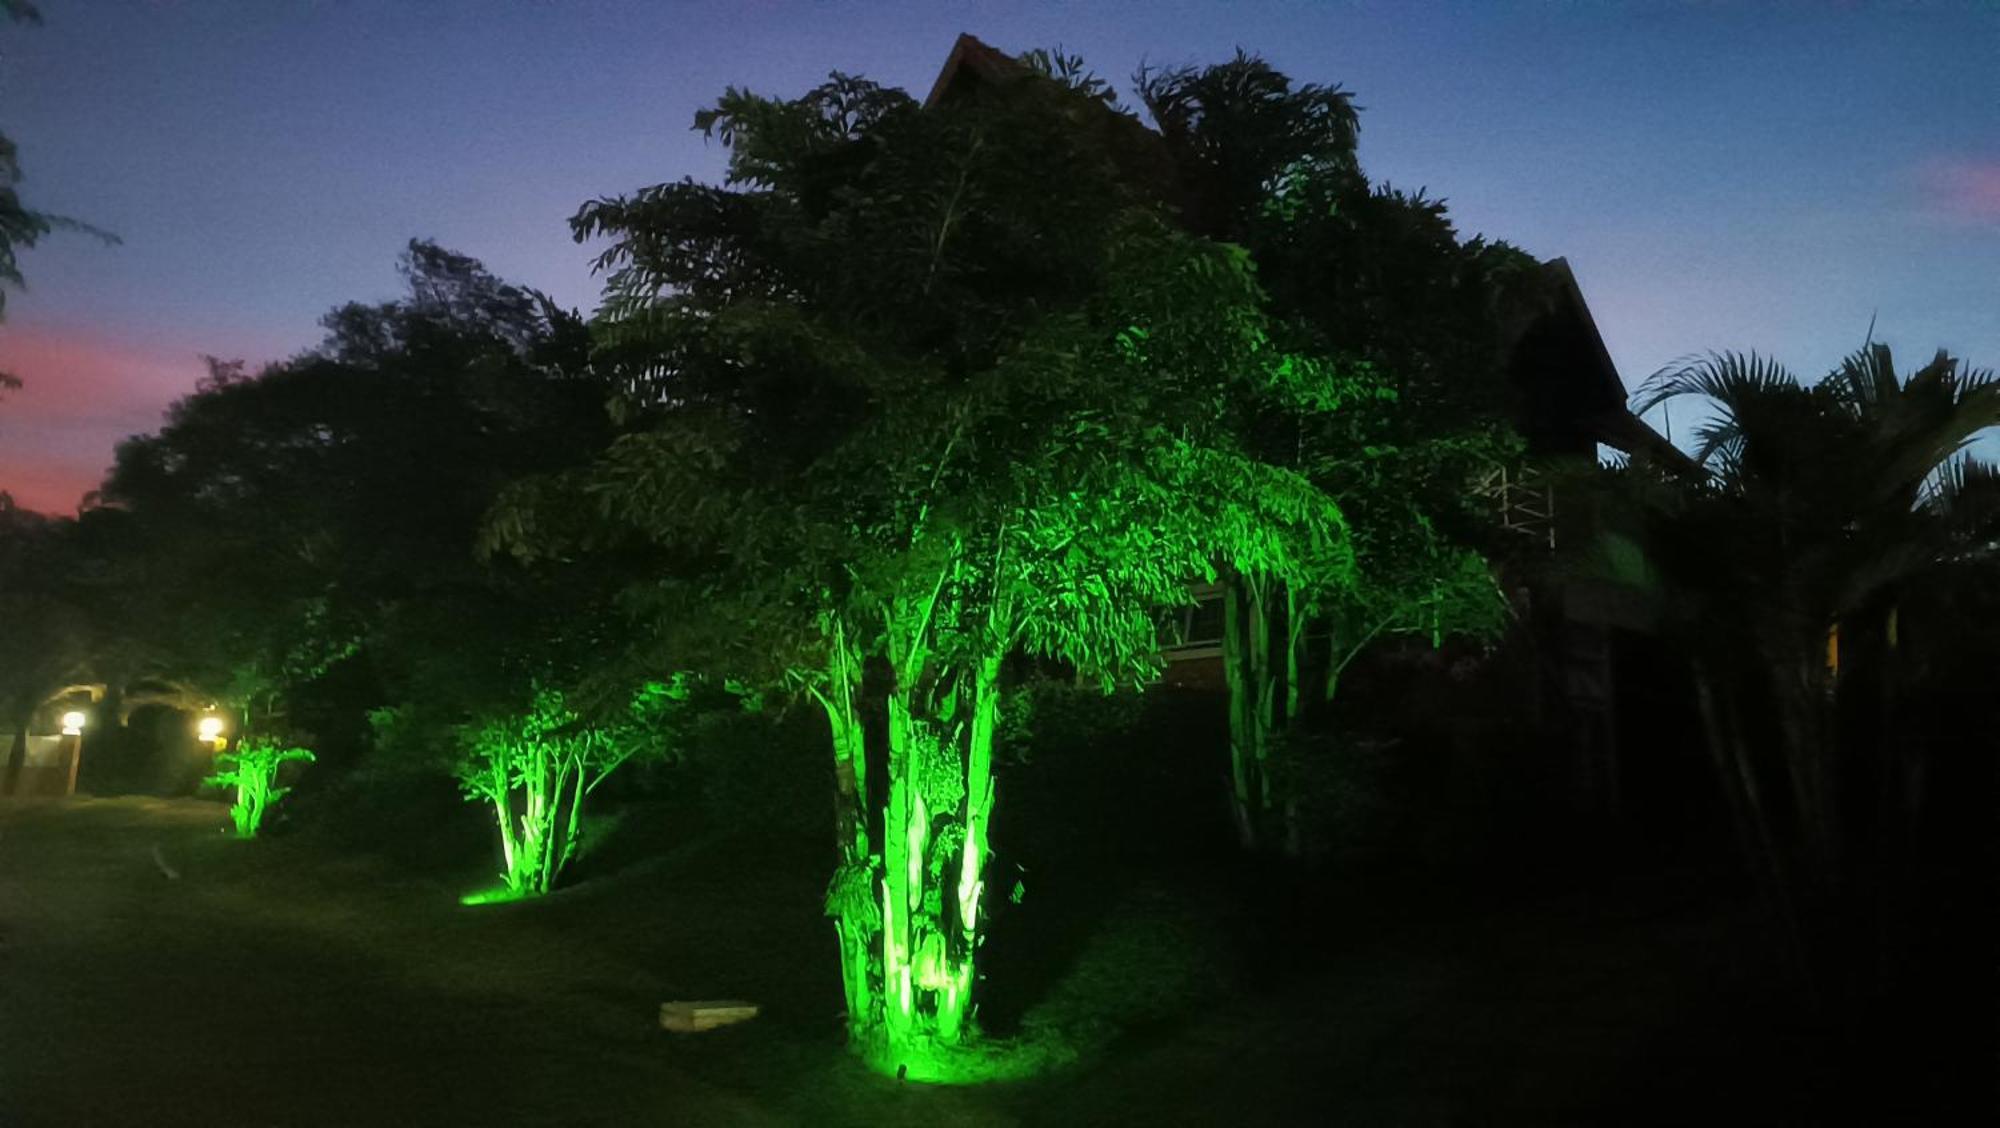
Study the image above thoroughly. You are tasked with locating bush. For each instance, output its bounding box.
[202,737,315,838]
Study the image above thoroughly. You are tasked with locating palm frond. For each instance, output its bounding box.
[1849,351,2000,508]
[1921,455,2000,552]
[1825,341,1904,413]
[1634,351,1800,471]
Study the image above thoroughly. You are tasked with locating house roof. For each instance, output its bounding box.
[924,33,1024,108]
[1511,259,1697,471]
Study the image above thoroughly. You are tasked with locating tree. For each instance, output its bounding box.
[204,737,315,838]
[0,495,91,793]
[1136,54,1531,853]
[1612,344,1999,997]
[492,63,1352,1078]
[456,681,682,899]
[0,0,47,332]
[2,1,117,397]
[1,0,44,398]
[95,242,609,757]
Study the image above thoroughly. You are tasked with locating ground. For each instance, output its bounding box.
[2,796,1834,1126]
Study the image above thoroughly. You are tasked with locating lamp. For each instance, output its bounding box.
[60,710,86,736]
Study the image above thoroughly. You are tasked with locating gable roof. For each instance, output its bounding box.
[1509,259,1695,469]
[924,33,1024,108]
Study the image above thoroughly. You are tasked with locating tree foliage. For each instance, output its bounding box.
[2,1,117,395]
[492,58,1359,1071]
[456,680,688,898]
[1601,342,1999,994]
[0,495,93,792]
[1134,50,1527,853]
[204,737,315,838]
[96,241,612,736]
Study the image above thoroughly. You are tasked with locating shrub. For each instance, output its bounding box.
[203,737,316,838]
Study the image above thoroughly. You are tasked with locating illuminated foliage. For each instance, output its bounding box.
[1138,54,1529,855]
[455,681,683,898]
[492,58,1359,1077]
[1219,417,1514,855]
[203,736,315,838]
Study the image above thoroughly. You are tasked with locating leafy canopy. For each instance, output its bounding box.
[496,64,1359,693]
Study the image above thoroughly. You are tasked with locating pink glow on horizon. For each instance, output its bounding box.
[0,324,279,515]
[1920,158,2000,224]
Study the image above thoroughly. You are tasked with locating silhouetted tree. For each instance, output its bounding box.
[0,495,91,792]
[96,242,610,752]
[1611,344,1999,1003]
[1,1,116,398]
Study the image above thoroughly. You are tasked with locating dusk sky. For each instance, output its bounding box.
[1,1,1994,514]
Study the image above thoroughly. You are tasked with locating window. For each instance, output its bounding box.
[1162,582,1226,661]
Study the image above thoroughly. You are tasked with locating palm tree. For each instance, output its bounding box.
[1617,342,2000,995]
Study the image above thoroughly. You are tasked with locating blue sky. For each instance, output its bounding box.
[2,0,1995,511]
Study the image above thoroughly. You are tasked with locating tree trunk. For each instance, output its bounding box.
[1280,585,1307,858]
[493,794,518,888]
[879,689,930,1045]
[1775,662,1840,890]
[868,640,1001,1072]
[1693,664,1812,997]
[941,648,1001,1041]
[1224,575,1281,851]
[1224,577,1258,849]
[3,712,27,796]
[818,621,878,1035]
[1224,573,1305,855]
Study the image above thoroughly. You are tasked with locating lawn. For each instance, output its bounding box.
[1,796,1828,1126]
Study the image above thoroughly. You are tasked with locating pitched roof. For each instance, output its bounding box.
[924,33,1025,108]
[1513,259,1696,470]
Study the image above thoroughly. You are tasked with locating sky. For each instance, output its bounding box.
[0,0,1995,513]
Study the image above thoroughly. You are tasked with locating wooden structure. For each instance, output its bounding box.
[658,1000,759,1033]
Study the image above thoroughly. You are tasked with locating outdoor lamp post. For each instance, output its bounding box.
[59,710,86,795]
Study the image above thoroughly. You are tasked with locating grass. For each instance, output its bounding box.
[0,793,1845,1126]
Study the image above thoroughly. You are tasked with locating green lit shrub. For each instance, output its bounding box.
[203,736,316,838]
[455,680,685,899]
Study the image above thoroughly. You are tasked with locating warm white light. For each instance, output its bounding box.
[60,711,86,736]
[197,716,225,743]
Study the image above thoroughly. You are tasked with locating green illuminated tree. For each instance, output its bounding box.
[455,680,683,898]
[494,62,1354,1077]
[203,736,315,838]
[1137,54,1530,854]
